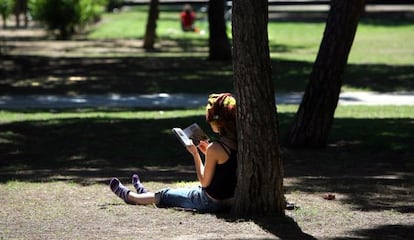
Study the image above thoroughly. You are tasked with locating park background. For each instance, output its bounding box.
[1,0,413,239]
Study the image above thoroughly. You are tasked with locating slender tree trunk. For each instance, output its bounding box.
[143,0,159,49]
[232,0,284,217]
[23,0,28,28]
[2,15,6,28]
[285,0,365,148]
[14,0,20,28]
[208,0,231,60]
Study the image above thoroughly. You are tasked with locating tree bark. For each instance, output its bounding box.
[143,0,159,49]
[232,0,284,217]
[14,0,28,28]
[208,0,231,61]
[285,0,365,148]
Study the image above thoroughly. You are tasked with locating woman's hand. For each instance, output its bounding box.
[197,140,209,155]
[186,143,199,156]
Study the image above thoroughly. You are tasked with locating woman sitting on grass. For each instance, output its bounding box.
[109,93,237,213]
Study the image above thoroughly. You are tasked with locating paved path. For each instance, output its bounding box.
[0,92,413,109]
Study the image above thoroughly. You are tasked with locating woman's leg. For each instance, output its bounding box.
[127,191,156,205]
[110,178,156,205]
[156,187,221,213]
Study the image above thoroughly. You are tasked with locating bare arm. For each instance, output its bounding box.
[187,142,226,187]
[186,144,206,185]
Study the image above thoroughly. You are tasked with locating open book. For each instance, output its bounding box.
[172,123,209,146]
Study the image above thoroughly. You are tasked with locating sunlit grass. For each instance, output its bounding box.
[88,7,414,66]
[0,109,204,123]
[334,105,414,118]
[1,105,412,124]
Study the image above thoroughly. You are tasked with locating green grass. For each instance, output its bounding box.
[1,105,412,173]
[89,6,210,41]
[89,7,149,39]
[88,7,414,66]
[84,7,414,93]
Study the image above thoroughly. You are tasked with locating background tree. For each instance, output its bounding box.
[29,0,104,40]
[143,0,158,49]
[285,0,366,148]
[14,0,28,28]
[208,0,231,60]
[0,0,13,28]
[232,0,284,216]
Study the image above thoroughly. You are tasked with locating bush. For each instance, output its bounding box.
[29,0,105,39]
[0,0,14,28]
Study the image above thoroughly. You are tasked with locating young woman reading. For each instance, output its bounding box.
[109,93,237,213]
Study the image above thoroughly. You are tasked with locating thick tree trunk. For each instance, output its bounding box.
[143,0,159,49]
[285,0,365,148]
[208,0,231,61]
[232,0,284,217]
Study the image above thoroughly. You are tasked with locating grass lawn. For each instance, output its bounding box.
[0,105,413,239]
[87,6,414,92]
[2,6,413,94]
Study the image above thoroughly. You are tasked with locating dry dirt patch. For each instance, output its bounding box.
[1,178,413,239]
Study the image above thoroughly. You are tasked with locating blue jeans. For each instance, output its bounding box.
[155,186,228,213]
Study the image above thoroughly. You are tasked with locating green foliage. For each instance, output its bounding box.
[29,0,105,39]
[0,0,14,27]
[0,0,13,15]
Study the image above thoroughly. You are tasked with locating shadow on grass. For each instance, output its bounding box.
[217,214,317,240]
[332,224,414,240]
[0,55,234,95]
[0,113,208,185]
[282,115,414,214]
[0,114,209,170]
[1,111,412,213]
[1,54,413,95]
[0,110,412,239]
[253,216,317,240]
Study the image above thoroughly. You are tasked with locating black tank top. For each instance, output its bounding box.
[204,141,237,200]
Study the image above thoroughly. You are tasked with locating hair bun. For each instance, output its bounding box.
[206,93,236,122]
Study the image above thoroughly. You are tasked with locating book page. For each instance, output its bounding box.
[182,123,209,145]
[172,128,193,146]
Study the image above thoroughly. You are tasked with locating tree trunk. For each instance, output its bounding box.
[2,15,6,28]
[285,0,365,148]
[208,0,231,61]
[232,0,284,217]
[143,0,159,49]
[14,0,28,28]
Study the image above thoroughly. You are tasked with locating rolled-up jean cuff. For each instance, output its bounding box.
[154,190,165,208]
[154,187,227,213]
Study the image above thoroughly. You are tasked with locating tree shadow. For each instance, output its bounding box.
[0,108,412,238]
[360,18,414,26]
[331,224,414,240]
[1,110,412,213]
[0,54,235,95]
[344,63,414,92]
[216,214,317,240]
[282,116,414,214]
[0,113,211,185]
[253,216,317,240]
[2,54,413,95]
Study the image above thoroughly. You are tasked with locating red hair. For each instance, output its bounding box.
[206,93,236,137]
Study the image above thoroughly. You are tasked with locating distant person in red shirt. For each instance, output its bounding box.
[180,4,196,32]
